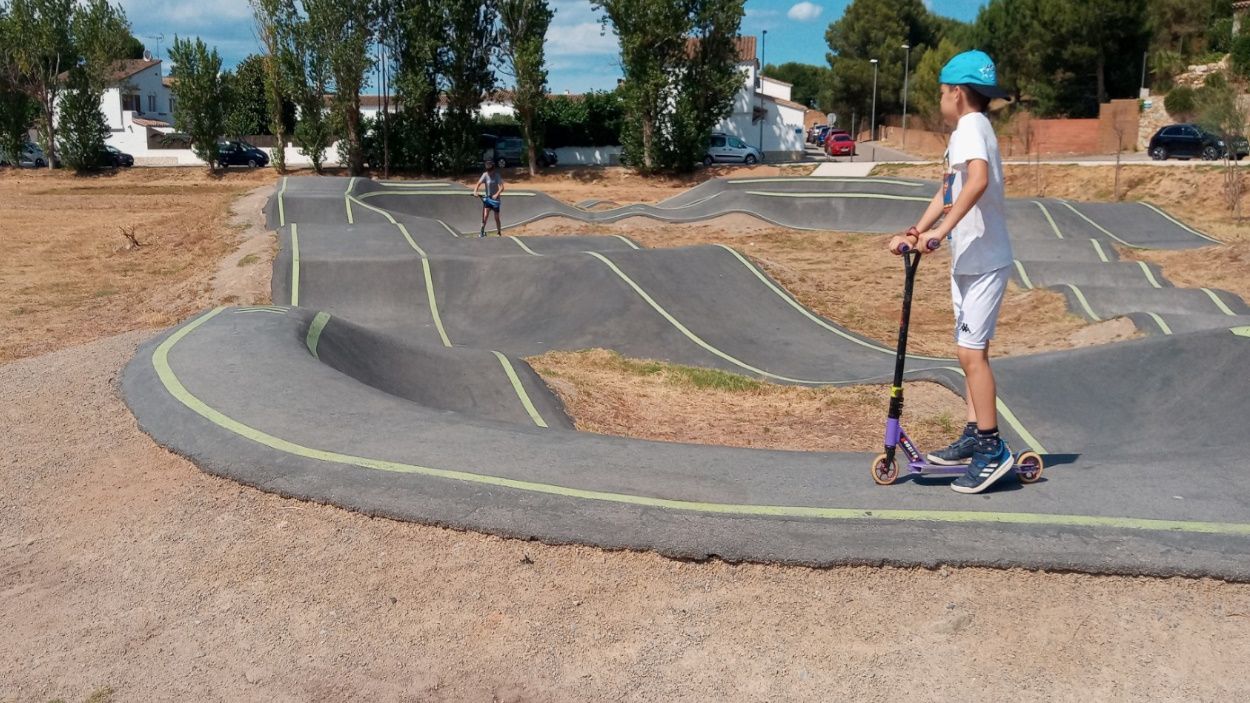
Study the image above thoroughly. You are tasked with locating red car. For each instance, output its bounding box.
[825,131,856,157]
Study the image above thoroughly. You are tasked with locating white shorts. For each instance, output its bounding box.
[951,266,1010,350]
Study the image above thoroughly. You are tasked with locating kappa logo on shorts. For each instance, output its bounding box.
[959,323,972,334]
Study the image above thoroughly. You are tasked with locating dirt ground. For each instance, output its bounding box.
[528,349,966,452]
[875,163,1250,303]
[0,168,277,363]
[6,167,1250,701]
[512,215,1137,358]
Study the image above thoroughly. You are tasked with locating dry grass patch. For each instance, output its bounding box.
[530,348,967,452]
[512,216,1125,357]
[0,167,276,362]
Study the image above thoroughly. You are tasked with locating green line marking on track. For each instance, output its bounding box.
[1146,312,1173,335]
[345,177,356,224]
[1033,201,1063,239]
[1232,326,1250,337]
[491,351,549,428]
[728,177,927,187]
[346,194,428,257]
[234,305,287,313]
[743,190,932,202]
[1089,238,1110,263]
[377,181,452,188]
[1063,283,1100,321]
[587,251,846,384]
[290,223,300,306]
[613,235,640,250]
[1013,260,1034,289]
[1061,201,1142,249]
[437,220,460,238]
[233,308,286,315]
[1140,202,1222,244]
[357,190,536,199]
[1137,261,1162,288]
[1201,288,1237,316]
[508,237,542,256]
[306,312,331,358]
[423,258,452,347]
[942,367,1048,454]
[278,177,288,227]
[714,244,948,362]
[147,308,1250,536]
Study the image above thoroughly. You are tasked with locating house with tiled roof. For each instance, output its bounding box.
[695,35,806,161]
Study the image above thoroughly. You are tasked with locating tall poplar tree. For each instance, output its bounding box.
[498,0,553,175]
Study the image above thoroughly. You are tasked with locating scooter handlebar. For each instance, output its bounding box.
[896,238,941,255]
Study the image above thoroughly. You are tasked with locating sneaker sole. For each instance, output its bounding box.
[950,453,1016,495]
[925,454,972,467]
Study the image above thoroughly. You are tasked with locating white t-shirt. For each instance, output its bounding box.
[478,171,502,198]
[944,112,1012,275]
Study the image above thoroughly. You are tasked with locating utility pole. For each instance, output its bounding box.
[901,44,911,147]
[758,30,768,153]
[1140,51,1148,97]
[869,58,878,142]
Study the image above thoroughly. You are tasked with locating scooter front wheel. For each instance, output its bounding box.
[1015,451,1044,483]
[871,453,899,485]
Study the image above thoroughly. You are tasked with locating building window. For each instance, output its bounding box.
[148,94,156,112]
[169,97,176,115]
[122,94,141,112]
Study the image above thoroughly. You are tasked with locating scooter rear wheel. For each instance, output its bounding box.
[871,453,899,485]
[1015,451,1044,483]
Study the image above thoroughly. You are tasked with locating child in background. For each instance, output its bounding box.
[474,159,505,237]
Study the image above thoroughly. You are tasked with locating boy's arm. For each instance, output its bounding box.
[496,179,505,196]
[890,189,943,254]
[919,159,988,249]
[473,175,482,198]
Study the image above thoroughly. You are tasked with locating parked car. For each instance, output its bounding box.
[822,128,849,153]
[216,140,270,168]
[102,144,134,168]
[1,141,55,168]
[1148,123,1249,161]
[807,124,827,144]
[705,133,763,166]
[489,136,557,168]
[813,125,830,146]
[825,132,857,157]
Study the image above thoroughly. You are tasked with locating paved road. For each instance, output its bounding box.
[121,175,1250,580]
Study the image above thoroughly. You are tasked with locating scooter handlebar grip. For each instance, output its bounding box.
[926,238,941,251]
[897,244,911,254]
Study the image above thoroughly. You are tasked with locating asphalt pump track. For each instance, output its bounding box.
[122,175,1250,580]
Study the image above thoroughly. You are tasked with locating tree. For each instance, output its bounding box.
[223,55,270,139]
[1196,73,1246,218]
[595,0,691,172]
[0,6,39,164]
[498,0,553,175]
[250,0,297,172]
[824,0,948,127]
[762,62,833,111]
[7,0,76,168]
[388,0,445,173]
[910,38,963,129]
[666,0,745,171]
[440,0,497,173]
[168,36,226,172]
[56,68,109,170]
[305,0,375,175]
[285,6,333,172]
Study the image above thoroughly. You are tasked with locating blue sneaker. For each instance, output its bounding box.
[926,424,977,466]
[951,435,1014,494]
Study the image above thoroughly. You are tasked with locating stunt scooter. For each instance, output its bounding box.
[871,239,1044,486]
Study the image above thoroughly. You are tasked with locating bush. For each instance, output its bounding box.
[1232,35,1250,79]
[1165,86,1197,119]
[542,91,622,148]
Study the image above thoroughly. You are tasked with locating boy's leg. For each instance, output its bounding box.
[480,207,488,237]
[494,208,502,235]
[927,276,980,466]
[948,268,1015,494]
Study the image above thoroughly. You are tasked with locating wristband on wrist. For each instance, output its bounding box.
[906,226,920,238]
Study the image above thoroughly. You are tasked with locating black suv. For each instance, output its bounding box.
[1148,123,1248,161]
[482,134,556,168]
[216,140,270,168]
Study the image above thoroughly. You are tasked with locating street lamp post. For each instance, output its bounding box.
[869,58,878,142]
[759,30,768,153]
[901,43,911,147]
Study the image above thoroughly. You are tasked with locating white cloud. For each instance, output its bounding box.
[787,2,823,22]
[545,20,618,57]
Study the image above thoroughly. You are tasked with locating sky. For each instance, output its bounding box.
[116,0,987,94]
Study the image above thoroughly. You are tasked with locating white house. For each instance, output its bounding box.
[711,36,807,162]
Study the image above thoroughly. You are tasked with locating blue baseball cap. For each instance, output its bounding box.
[939,50,1009,100]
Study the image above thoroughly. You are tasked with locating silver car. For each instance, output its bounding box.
[0,142,51,168]
[704,133,763,166]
